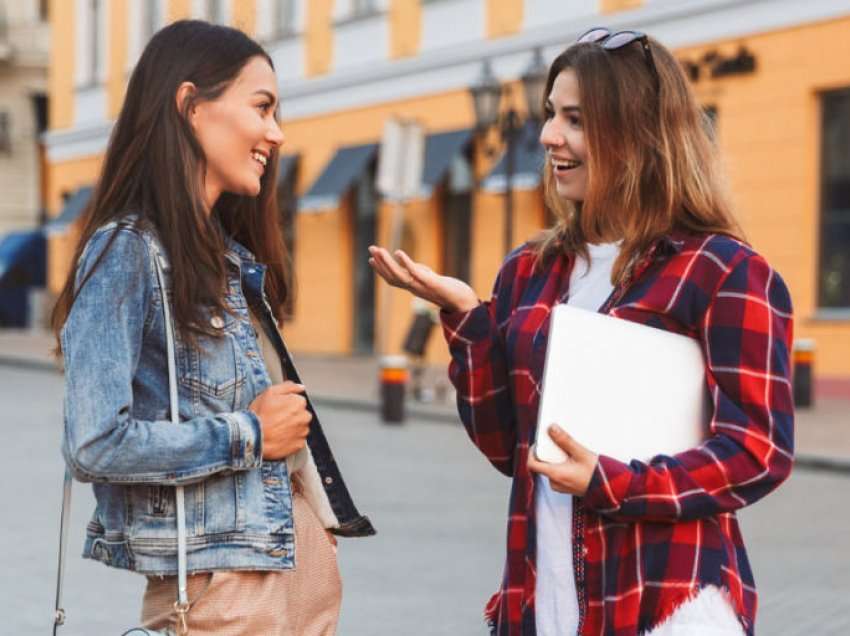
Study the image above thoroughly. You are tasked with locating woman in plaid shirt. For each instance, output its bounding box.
[370,29,793,636]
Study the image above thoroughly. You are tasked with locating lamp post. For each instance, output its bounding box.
[469,48,548,255]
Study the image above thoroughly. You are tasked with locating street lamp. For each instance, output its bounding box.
[469,48,548,255]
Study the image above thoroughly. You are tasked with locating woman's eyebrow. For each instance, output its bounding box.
[253,89,278,106]
[544,99,581,114]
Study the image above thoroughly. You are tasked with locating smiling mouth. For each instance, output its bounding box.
[552,158,582,173]
[251,150,268,168]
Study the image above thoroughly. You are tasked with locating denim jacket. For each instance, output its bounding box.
[61,217,374,576]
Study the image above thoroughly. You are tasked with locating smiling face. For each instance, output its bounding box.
[188,55,284,208]
[539,68,588,202]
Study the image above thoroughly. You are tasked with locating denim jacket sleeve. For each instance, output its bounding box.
[61,227,263,485]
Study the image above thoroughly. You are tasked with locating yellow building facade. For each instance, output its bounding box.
[45,1,850,391]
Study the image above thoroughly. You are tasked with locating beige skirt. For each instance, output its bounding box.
[140,491,342,635]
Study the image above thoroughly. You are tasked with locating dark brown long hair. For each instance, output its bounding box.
[534,34,743,281]
[52,20,291,349]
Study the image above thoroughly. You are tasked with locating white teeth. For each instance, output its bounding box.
[553,159,581,170]
[251,151,267,166]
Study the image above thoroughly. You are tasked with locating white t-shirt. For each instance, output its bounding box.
[533,243,745,636]
[535,242,619,636]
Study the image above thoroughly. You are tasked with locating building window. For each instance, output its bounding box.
[273,0,296,36]
[77,0,106,86]
[441,153,473,283]
[352,167,378,354]
[819,88,850,309]
[128,0,165,72]
[143,1,163,41]
[353,0,377,14]
[334,0,383,22]
[442,192,471,283]
[207,0,226,23]
[89,0,102,84]
[193,0,227,23]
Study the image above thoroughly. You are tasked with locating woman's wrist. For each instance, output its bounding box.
[444,303,474,314]
[443,296,480,314]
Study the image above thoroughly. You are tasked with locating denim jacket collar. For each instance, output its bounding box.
[222,233,257,268]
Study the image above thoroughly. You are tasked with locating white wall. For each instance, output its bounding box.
[421,0,484,54]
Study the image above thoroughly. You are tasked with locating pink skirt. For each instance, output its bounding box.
[140,492,342,635]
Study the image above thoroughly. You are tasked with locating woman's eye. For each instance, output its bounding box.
[543,108,554,120]
[258,102,272,114]
[568,115,582,128]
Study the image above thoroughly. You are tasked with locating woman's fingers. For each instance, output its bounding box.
[368,254,397,286]
[369,246,438,300]
[548,425,594,463]
[367,244,478,312]
[394,250,433,286]
[368,246,413,288]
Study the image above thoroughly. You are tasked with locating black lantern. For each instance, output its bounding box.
[469,48,549,255]
[521,48,548,122]
[469,60,501,132]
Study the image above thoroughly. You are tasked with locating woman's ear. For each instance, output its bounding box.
[175,81,198,123]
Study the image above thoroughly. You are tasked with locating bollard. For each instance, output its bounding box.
[380,355,408,424]
[793,338,815,409]
[402,302,437,402]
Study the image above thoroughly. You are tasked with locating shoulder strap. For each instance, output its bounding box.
[54,243,189,635]
[151,248,190,634]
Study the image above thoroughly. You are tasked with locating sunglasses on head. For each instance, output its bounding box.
[576,27,659,89]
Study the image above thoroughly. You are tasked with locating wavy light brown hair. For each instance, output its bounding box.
[52,20,291,349]
[534,34,743,281]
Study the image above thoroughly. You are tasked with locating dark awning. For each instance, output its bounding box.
[299,143,378,212]
[45,185,94,234]
[481,120,545,193]
[0,229,46,288]
[418,128,474,197]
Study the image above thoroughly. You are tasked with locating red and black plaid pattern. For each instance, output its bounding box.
[440,232,794,636]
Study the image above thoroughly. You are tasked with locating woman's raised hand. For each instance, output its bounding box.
[368,246,479,313]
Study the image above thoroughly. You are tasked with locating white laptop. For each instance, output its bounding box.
[534,304,711,464]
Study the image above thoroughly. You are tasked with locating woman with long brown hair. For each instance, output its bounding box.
[55,20,372,634]
[369,28,792,635]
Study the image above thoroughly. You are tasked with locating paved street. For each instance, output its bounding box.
[2,364,849,635]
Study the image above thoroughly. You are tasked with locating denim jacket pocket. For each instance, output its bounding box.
[176,307,246,407]
[129,475,246,549]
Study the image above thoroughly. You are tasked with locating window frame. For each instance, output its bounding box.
[817,87,850,311]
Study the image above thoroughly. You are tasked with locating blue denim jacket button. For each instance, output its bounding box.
[210,315,224,329]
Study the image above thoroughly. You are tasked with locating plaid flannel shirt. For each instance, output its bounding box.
[440,232,794,636]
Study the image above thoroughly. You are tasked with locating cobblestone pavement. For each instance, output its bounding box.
[2,364,848,635]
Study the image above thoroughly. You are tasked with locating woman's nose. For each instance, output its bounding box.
[539,120,563,149]
[268,119,285,147]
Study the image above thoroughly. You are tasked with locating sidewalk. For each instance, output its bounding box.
[2,329,848,473]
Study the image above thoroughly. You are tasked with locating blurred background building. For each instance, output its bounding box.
[0,0,49,327]
[24,0,850,395]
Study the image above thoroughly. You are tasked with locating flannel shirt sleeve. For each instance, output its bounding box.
[584,253,794,522]
[440,264,518,476]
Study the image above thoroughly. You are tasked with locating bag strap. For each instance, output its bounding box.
[153,249,190,635]
[52,470,72,634]
[53,244,189,635]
